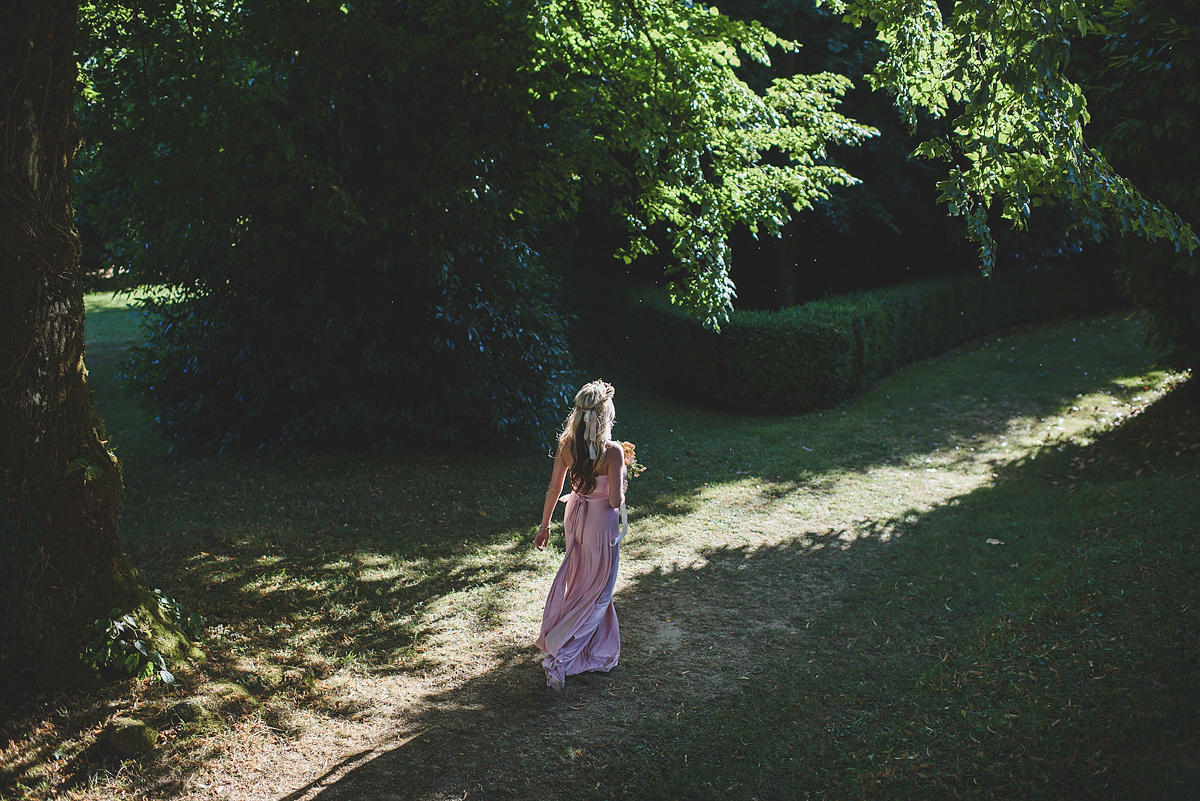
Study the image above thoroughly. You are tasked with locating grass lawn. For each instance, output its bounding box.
[1,294,1196,800]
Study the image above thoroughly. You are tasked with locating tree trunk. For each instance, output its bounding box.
[0,1,185,694]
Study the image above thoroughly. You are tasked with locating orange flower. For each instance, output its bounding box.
[621,441,646,478]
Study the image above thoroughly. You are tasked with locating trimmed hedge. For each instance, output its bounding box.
[622,268,1124,414]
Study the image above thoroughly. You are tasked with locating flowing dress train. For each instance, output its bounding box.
[537,474,620,687]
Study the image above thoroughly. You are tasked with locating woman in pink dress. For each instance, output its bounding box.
[534,380,626,692]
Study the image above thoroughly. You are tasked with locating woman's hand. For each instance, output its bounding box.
[535,526,550,550]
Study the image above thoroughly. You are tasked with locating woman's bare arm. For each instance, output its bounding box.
[536,449,569,550]
[607,441,626,509]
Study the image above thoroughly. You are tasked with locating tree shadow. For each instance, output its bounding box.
[4,314,1182,797]
[94,317,1162,694]
[279,378,1199,800]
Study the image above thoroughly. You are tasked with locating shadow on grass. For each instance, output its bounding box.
[4,313,1185,798]
[103,316,1162,696]
[274,381,1199,801]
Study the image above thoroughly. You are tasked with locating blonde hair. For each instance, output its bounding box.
[558,380,615,494]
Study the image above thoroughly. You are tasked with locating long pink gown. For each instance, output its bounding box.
[537,473,621,688]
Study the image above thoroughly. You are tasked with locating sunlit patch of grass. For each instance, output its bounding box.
[582,375,1197,799]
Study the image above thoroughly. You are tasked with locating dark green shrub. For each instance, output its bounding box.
[127,240,572,451]
[1117,249,1200,372]
[624,268,1122,414]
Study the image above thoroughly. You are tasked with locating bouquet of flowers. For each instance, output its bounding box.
[622,441,646,479]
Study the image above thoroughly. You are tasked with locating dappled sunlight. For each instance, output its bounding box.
[11,313,1195,799]
[272,376,1197,799]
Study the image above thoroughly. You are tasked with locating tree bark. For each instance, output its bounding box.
[0,0,179,694]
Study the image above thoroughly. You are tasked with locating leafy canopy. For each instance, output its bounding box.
[839,0,1197,271]
[75,0,1200,449]
[529,0,877,322]
[75,0,877,448]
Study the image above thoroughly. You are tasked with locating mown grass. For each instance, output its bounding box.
[573,332,1200,799]
[592,385,1199,799]
[2,294,1195,800]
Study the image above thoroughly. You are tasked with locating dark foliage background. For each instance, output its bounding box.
[77,0,574,450]
[77,0,878,450]
[721,0,969,309]
[1079,0,1200,370]
[715,0,1095,310]
[74,0,1200,454]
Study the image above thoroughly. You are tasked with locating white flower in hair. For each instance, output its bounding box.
[565,379,616,470]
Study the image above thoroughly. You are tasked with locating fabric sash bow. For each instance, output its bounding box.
[559,492,628,547]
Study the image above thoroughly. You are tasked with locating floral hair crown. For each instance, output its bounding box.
[574,379,614,410]
[574,380,615,460]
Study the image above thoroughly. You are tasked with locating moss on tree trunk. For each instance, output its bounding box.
[0,1,193,695]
